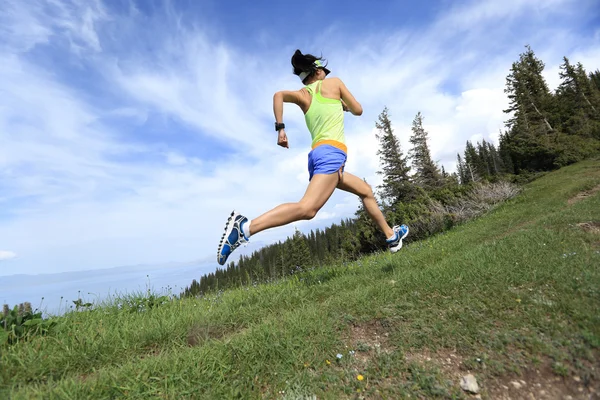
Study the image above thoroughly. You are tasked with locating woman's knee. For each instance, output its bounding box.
[298,202,318,220]
[359,181,375,201]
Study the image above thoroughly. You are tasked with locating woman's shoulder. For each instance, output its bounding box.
[322,77,345,92]
[323,76,343,84]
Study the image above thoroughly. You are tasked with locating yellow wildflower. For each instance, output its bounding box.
[357,374,364,381]
[325,360,331,365]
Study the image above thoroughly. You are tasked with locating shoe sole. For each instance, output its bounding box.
[389,226,409,253]
[217,210,237,265]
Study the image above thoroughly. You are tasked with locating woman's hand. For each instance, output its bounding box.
[277,130,289,148]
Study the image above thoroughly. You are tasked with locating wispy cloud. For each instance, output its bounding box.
[0,0,598,275]
[0,251,17,261]
[0,0,108,53]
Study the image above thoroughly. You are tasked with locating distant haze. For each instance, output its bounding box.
[0,240,266,316]
[0,261,215,316]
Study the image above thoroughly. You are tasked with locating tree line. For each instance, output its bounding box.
[182,46,600,297]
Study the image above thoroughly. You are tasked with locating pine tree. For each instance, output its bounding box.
[556,58,600,138]
[476,140,492,177]
[575,63,600,138]
[282,240,293,275]
[504,45,555,138]
[340,225,360,261]
[354,178,383,253]
[498,132,515,174]
[374,107,414,204]
[486,141,504,175]
[408,112,442,190]
[576,63,600,112]
[456,153,469,184]
[502,45,560,171]
[590,70,600,91]
[290,227,311,271]
[463,141,480,182]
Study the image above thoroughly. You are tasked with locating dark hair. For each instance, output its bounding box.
[291,49,327,83]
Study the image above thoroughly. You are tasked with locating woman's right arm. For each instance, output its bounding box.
[336,78,363,116]
[273,90,306,149]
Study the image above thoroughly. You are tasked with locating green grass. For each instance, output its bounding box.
[2,159,599,399]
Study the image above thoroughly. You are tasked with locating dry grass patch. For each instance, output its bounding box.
[568,184,600,205]
[576,221,600,235]
[186,323,232,347]
[486,358,598,400]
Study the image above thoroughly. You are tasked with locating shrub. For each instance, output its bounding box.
[553,135,600,168]
[401,181,521,241]
[1,303,56,346]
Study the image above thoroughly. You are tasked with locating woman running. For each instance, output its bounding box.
[217,50,408,266]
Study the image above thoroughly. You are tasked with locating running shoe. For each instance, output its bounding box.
[386,224,409,253]
[217,210,249,265]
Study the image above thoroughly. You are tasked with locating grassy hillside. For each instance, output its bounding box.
[2,159,599,399]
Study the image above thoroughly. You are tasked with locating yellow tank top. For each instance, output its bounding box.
[304,80,347,153]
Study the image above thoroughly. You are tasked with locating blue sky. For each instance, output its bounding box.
[1,0,599,276]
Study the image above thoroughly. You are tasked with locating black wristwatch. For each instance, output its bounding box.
[275,122,285,131]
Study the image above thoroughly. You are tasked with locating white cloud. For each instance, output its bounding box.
[0,0,107,54]
[0,0,598,275]
[165,152,189,166]
[0,251,17,261]
[439,0,574,30]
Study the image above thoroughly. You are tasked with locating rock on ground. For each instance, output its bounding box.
[460,374,480,394]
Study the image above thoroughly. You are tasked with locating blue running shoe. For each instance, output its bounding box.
[217,210,249,265]
[386,224,409,253]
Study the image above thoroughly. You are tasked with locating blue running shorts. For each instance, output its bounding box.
[307,144,347,181]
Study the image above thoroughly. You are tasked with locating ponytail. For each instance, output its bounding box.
[291,50,328,83]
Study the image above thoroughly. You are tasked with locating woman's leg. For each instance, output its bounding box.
[336,172,394,239]
[249,172,340,236]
